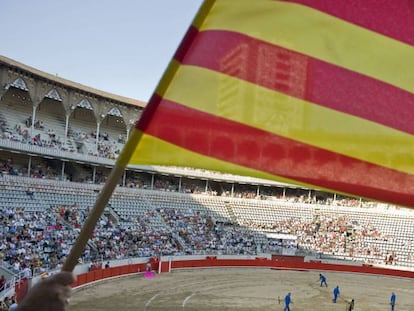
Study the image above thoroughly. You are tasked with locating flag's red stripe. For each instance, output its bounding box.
[280,0,414,46]
[176,29,414,135]
[137,96,414,207]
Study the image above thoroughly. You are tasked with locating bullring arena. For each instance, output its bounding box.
[69,265,414,311]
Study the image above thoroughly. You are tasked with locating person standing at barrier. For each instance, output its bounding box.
[283,292,292,311]
[319,273,328,287]
[332,285,340,303]
[390,292,396,311]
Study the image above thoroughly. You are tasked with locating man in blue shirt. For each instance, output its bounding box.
[332,285,340,303]
[319,273,328,287]
[390,292,396,311]
[283,292,292,311]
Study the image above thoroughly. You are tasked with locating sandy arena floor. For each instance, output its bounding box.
[69,268,414,311]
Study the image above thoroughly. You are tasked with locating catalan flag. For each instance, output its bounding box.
[118,0,414,207]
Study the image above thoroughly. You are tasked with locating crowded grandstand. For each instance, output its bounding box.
[0,55,413,304]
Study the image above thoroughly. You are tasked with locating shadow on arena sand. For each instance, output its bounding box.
[68,268,414,311]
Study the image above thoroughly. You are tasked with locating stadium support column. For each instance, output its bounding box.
[151,174,154,190]
[31,105,37,137]
[92,166,96,183]
[61,161,65,180]
[122,171,126,187]
[64,114,70,146]
[96,121,101,152]
[27,156,32,177]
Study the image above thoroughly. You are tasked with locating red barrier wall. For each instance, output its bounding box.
[271,255,305,262]
[72,257,414,289]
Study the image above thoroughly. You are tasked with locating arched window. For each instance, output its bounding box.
[77,99,93,110]
[11,78,28,91]
[46,89,62,101]
[108,107,122,117]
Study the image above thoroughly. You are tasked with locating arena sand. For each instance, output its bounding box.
[69,268,414,311]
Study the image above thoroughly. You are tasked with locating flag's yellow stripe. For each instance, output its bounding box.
[128,130,318,189]
[201,0,414,94]
[161,63,414,174]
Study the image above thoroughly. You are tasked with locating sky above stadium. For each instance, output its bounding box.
[1,0,203,102]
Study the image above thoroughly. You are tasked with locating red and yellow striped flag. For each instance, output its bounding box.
[118,0,414,207]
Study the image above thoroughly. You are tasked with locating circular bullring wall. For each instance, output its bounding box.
[69,267,414,310]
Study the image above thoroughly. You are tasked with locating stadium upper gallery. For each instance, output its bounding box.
[0,54,413,300]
